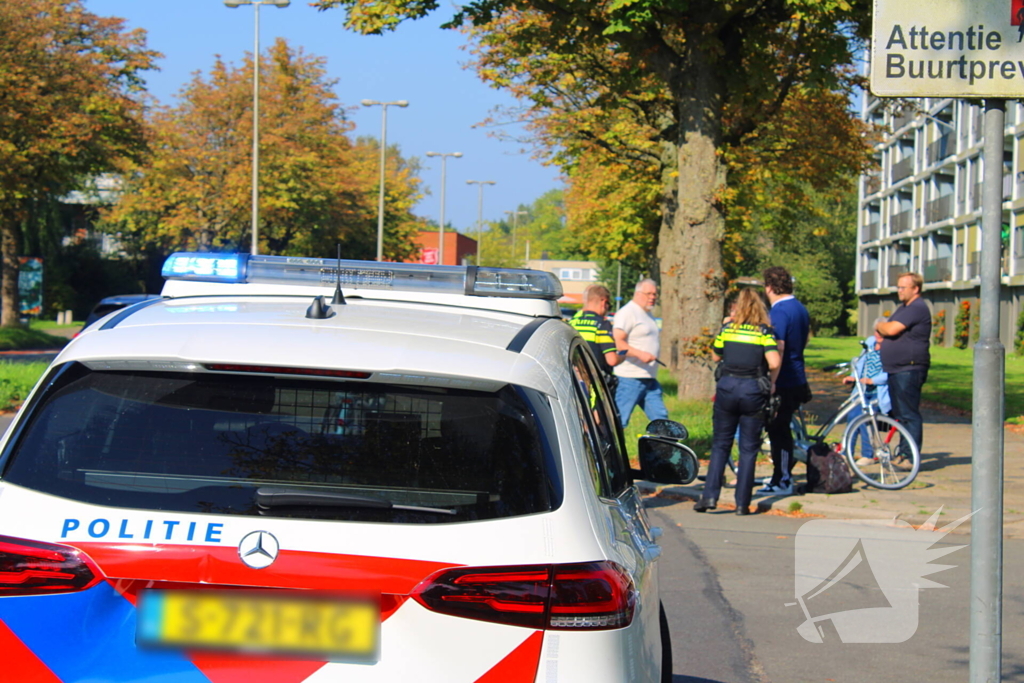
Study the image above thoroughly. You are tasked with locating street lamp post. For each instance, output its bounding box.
[224,0,290,255]
[504,209,527,265]
[362,100,409,261]
[425,151,462,265]
[466,180,496,264]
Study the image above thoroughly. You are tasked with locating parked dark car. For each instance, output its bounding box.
[82,294,161,329]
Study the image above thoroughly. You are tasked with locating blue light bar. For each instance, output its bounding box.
[162,253,247,282]
[161,253,563,300]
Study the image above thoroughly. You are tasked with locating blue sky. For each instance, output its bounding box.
[85,0,563,234]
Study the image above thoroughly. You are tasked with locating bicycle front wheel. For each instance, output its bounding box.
[843,414,920,490]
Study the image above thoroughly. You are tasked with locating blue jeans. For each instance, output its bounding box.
[847,404,873,460]
[615,377,668,428]
[888,368,927,458]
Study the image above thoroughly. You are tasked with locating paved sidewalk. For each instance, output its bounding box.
[647,406,1024,538]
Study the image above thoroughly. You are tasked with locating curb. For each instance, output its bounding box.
[638,481,1024,539]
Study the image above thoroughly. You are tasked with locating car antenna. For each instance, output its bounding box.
[305,294,334,319]
[331,243,346,306]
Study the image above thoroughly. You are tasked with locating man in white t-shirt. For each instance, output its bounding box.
[612,279,669,428]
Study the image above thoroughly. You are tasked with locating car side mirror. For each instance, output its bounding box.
[634,420,698,485]
[643,418,688,441]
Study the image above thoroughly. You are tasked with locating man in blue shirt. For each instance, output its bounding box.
[876,272,930,468]
[759,267,810,496]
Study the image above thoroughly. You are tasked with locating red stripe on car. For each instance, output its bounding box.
[474,631,544,682]
[75,542,460,594]
[188,654,327,683]
[0,619,62,682]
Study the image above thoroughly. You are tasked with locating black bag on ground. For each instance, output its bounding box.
[804,442,853,494]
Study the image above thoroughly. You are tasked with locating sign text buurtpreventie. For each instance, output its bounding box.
[872,0,1024,97]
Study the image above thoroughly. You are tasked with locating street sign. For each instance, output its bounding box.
[872,0,1024,97]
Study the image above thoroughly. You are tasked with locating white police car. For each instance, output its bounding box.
[0,253,696,682]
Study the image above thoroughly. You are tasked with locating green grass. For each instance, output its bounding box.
[29,319,81,333]
[788,501,803,513]
[621,370,713,464]
[804,336,1024,419]
[0,361,49,411]
[0,326,69,352]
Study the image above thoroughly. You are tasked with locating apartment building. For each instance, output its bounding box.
[857,96,1024,348]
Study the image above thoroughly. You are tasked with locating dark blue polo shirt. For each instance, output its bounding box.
[880,296,931,373]
[769,297,809,389]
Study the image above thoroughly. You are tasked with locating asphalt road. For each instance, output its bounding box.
[651,495,1024,683]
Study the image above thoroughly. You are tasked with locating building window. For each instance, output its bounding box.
[557,268,594,281]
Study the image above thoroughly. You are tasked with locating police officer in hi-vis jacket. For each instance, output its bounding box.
[696,288,781,516]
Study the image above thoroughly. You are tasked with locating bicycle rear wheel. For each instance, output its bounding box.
[843,414,920,489]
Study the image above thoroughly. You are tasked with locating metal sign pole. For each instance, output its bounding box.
[970,98,1006,683]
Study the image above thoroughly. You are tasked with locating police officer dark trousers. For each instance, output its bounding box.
[695,290,780,515]
[705,376,767,513]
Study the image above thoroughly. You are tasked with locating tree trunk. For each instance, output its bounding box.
[658,50,728,400]
[1,215,21,327]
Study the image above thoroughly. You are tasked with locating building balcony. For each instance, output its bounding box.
[891,157,914,183]
[923,256,952,282]
[865,175,882,195]
[888,264,909,286]
[861,270,877,289]
[890,210,913,234]
[968,251,980,278]
[892,112,914,130]
[862,222,879,242]
[926,135,953,165]
[924,195,953,224]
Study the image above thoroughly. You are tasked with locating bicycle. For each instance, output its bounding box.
[788,342,921,490]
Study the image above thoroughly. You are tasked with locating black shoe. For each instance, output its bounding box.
[736,506,752,516]
[693,499,717,513]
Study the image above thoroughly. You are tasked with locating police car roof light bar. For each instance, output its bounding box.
[161,252,563,300]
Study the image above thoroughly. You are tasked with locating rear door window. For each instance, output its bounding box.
[570,346,631,496]
[2,363,561,523]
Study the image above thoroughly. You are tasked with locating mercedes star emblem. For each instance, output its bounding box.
[238,530,280,569]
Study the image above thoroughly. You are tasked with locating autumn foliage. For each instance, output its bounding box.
[310,0,877,395]
[103,39,425,261]
[0,0,157,326]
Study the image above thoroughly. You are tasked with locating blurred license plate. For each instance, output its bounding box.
[137,589,379,661]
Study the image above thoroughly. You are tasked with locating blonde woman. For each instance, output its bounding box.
[695,288,781,515]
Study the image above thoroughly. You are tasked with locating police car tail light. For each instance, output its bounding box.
[547,562,636,630]
[161,252,563,300]
[414,565,551,629]
[412,561,635,631]
[0,535,102,596]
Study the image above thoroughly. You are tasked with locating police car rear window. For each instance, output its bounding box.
[2,363,562,523]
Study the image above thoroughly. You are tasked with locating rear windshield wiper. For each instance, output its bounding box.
[255,487,457,515]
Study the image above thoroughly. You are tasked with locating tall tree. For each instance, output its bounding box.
[0,0,157,326]
[103,39,425,261]
[314,0,870,397]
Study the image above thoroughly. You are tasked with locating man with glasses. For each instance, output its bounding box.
[612,279,668,427]
[876,272,931,469]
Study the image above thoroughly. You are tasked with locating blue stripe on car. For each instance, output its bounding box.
[0,582,209,683]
